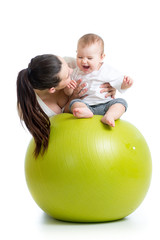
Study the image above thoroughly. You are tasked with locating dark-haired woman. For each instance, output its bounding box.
[17,54,115,157]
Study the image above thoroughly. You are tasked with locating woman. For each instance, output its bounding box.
[17,54,116,157]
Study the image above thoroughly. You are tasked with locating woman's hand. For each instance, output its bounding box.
[99,83,116,99]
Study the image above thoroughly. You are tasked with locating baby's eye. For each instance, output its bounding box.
[88,57,93,60]
[78,57,82,59]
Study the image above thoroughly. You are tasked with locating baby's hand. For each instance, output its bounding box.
[67,80,77,89]
[121,76,133,89]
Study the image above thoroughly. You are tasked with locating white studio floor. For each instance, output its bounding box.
[1,0,160,239]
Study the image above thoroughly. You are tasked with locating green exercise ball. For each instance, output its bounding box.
[25,114,152,222]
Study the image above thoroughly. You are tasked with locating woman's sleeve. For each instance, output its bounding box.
[64,56,77,69]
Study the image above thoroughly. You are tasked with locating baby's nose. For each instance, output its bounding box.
[82,58,87,63]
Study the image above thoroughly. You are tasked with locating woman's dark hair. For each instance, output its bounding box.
[17,54,62,157]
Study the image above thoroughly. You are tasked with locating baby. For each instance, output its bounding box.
[65,33,133,127]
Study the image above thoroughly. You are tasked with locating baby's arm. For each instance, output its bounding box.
[64,80,77,96]
[121,76,133,90]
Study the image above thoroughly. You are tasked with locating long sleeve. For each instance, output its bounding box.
[63,56,77,69]
[102,63,126,93]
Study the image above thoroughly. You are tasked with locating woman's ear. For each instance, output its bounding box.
[48,87,56,93]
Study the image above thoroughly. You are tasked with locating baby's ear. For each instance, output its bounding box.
[101,53,105,61]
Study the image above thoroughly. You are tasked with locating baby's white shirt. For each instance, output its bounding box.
[71,62,125,105]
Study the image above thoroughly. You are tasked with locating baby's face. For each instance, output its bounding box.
[76,43,104,74]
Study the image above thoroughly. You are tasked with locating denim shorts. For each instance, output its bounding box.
[69,98,128,116]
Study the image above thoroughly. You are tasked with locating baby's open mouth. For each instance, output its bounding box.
[83,65,90,69]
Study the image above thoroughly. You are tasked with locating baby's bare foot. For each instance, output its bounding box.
[73,107,93,118]
[101,115,115,127]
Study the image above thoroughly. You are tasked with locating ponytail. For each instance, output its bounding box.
[17,69,50,157]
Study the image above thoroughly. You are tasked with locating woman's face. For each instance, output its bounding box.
[55,57,73,90]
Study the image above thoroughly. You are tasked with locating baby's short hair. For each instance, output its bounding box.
[78,33,104,53]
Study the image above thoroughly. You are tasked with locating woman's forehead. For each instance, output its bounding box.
[58,57,68,79]
[58,56,67,65]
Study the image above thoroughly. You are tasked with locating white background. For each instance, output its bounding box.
[1,0,160,239]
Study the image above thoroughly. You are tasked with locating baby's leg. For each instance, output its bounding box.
[101,103,125,127]
[71,102,93,118]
